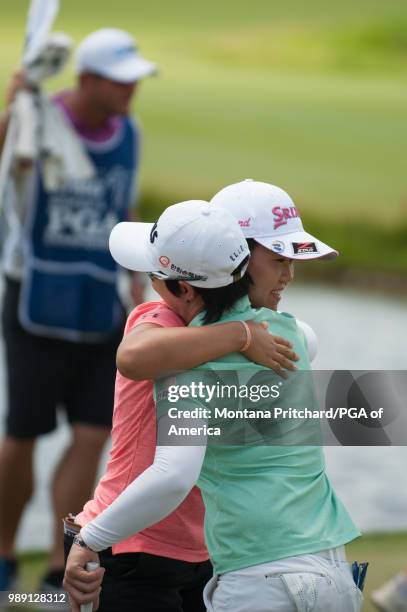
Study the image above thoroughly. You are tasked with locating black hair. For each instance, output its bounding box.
[246,238,258,252]
[165,255,250,324]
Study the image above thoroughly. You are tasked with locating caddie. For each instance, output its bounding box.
[0,28,156,597]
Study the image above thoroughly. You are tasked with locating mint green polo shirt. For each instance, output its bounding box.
[156,297,360,574]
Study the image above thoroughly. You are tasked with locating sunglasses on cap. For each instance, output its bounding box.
[147,271,208,282]
[147,272,163,280]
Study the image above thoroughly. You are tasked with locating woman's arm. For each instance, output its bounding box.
[117,321,298,381]
[79,415,206,551]
[64,413,205,610]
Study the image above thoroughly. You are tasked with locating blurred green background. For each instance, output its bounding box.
[1,0,407,278]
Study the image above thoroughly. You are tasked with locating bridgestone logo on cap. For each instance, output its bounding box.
[292,242,319,255]
[170,264,207,282]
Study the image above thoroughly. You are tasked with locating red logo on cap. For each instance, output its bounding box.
[272,206,300,230]
[238,217,252,228]
[159,256,170,267]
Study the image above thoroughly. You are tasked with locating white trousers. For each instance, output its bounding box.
[203,547,363,612]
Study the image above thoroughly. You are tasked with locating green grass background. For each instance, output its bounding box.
[5,532,407,612]
[1,0,407,277]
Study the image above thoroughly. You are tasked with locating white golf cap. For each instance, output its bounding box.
[109,200,250,288]
[211,179,338,260]
[76,28,157,83]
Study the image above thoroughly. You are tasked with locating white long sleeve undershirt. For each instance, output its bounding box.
[80,416,207,552]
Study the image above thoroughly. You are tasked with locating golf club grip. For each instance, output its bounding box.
[80,561,100,612]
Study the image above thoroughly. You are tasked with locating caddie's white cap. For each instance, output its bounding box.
[109,200,250,288]
[76,28,157,83]
[211,179,338,260]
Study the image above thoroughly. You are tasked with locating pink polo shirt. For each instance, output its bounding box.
[77,301,208,561]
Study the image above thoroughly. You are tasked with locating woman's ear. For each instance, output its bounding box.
[178,281,197,304]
